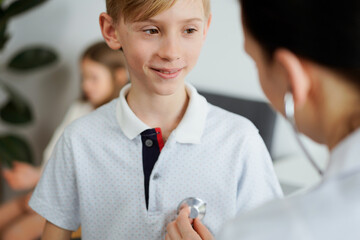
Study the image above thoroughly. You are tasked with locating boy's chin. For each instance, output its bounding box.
[151,80,186,96]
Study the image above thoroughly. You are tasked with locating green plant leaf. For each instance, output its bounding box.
[0,134,33,168]
[8,47,57,71]
[0,82,32,124]
[0,0,48,28]
[0,20,9,51]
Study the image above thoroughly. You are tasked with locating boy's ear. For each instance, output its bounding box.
[203,13,212,40]
[274,49,312,108]
[99,13,122,50]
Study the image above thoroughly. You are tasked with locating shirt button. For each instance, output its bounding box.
[145,139,153,147]
[153,173,160,180]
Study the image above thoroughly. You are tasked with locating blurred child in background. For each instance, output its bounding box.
[0,41,127,240]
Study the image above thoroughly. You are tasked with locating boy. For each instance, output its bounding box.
[29,0,282,239]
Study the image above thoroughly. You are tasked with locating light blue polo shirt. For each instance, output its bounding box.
[29,83,283,239]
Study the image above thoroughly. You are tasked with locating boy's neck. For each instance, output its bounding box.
[126,84,189,141]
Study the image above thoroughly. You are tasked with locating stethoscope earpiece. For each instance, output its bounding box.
[284,92,296,126]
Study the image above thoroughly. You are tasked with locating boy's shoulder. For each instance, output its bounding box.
[63,99,118,139]
[206,102,259,135]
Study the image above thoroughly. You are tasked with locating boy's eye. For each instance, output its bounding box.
[184,28,197,34]
[144,29,159,34]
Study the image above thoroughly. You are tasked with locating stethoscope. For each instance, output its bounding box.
[177,197,207,220]
[284,92,324,176]
[177,92,324,220]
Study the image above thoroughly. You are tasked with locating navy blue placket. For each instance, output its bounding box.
[141,128,162,210]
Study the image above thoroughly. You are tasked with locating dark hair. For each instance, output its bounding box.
[240,0,360,85]
[80,41,127,103]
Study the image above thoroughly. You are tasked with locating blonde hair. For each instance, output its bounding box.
[106,0,211,23]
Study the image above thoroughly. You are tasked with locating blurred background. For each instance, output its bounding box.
[0,0,329,204]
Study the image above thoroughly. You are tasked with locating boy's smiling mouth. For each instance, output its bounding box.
[150,67,183,79]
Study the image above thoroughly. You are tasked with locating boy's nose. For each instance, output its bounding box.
[157,36,181,62]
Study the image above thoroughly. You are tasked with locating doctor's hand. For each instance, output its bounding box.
[165,207,214,240]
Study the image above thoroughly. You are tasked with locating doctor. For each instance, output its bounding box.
[165,0,360,239]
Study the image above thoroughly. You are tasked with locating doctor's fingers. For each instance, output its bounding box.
[176,208,202,239]
[193,219,214,240]
[165,220,202,240]
[166,221,182,239]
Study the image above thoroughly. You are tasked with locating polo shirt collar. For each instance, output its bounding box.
[116,83,208,144]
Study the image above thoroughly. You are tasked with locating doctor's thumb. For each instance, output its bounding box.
[193,218,214,240]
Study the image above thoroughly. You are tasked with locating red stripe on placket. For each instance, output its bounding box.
[155,127,164,152]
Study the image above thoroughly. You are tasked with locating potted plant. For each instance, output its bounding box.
[0,0,58,178]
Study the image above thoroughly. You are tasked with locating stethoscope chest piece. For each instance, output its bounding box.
[177,197,206,220]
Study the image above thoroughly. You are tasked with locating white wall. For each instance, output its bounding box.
[0,0,329,199]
